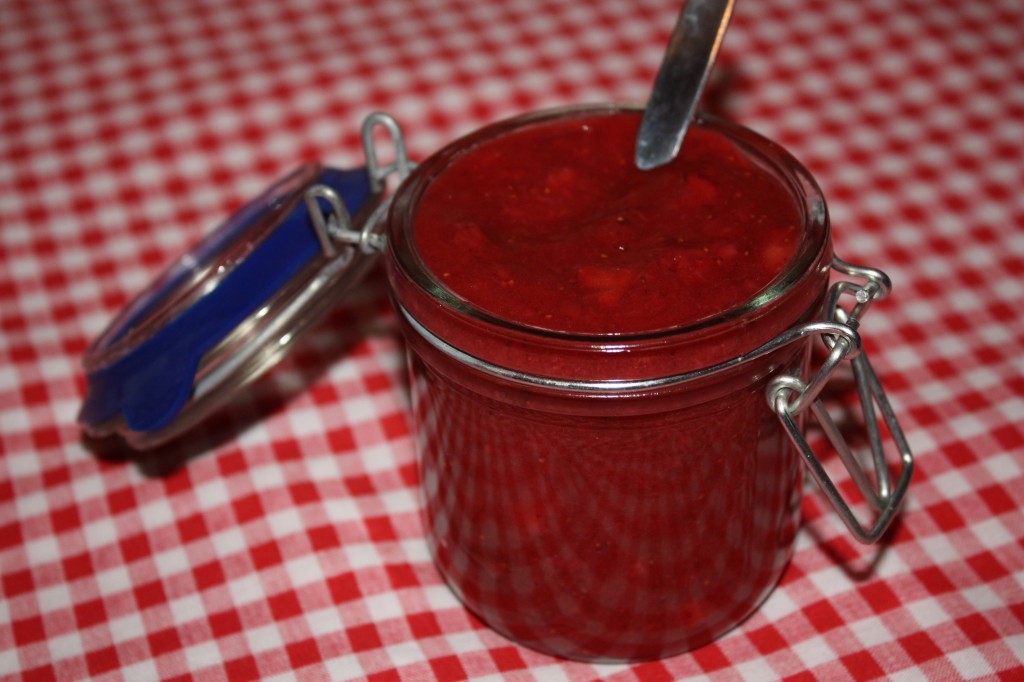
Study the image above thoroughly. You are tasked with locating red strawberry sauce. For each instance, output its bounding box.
[413,112,801,334]
[387,107,831,661]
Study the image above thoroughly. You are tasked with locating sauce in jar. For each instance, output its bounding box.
[414,113,801,335]
[385,105,833,661]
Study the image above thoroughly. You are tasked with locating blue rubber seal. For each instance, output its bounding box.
[79,166,372,435]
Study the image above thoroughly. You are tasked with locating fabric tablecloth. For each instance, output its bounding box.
[2,0,1022,679]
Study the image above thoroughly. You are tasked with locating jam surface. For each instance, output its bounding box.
[413,112,802,334]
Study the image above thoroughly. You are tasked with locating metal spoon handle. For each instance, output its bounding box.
[635,0,735,170]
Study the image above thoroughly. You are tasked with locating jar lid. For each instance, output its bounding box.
[79,113,412,449]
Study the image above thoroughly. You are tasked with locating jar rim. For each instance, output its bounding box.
[387,103,831,345]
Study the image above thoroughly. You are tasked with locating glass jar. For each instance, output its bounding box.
[384,104,910,662]
[78,105,911,663]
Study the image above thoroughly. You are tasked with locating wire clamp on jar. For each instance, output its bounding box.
[767,257,914,544]
[305,112,414,258]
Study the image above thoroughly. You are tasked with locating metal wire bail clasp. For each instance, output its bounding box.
[304,112,414,259]
[362,111,415,194]
[767,257,914,544]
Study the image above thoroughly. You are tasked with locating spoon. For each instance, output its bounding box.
[635,0,735,170]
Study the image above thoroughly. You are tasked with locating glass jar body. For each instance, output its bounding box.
[385,105,833,661]
[402,329,811,661]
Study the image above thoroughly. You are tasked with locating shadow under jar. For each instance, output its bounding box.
[386,104,839,662]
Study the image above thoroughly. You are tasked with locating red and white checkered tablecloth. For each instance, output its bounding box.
[2,0,1022,679]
